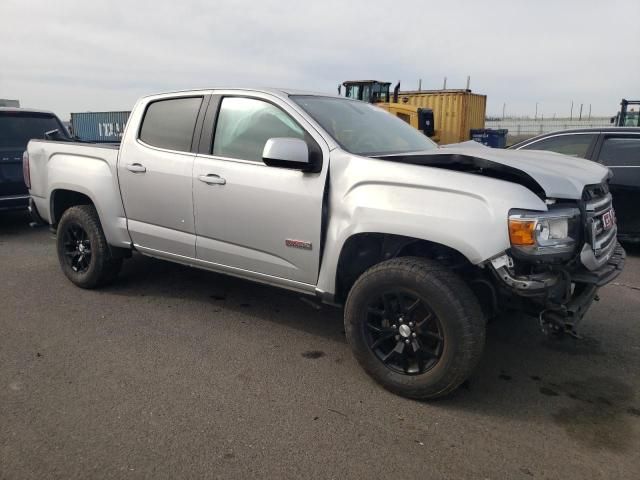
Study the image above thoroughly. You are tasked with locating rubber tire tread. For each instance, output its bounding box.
[56,205,122,289]
[344,256,486,400]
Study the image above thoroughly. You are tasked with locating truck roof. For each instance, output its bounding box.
[139,87,342,100]
[0,107,59,115]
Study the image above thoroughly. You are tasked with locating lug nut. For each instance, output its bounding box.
[392,324,397,329]
[412,332,417,337]
[395,335,400,340]
[405,339,410,344]
[409,322,414,327]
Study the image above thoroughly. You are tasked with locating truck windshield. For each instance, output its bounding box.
[291,96,437,156]
[0,112,68,149]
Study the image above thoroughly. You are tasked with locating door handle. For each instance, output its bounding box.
[126,163,147,173]
[198,174,226,185]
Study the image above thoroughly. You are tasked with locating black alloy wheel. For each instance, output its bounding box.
[344,257,486,399]
[365,290,444,375]
[56,205,122,288]
[62,223,93,273]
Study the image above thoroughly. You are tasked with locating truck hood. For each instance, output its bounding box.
[376,144,610,200]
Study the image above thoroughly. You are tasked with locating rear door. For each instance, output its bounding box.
[192,93,328,286]
[592,133,640,237]
[0,111,67,201]
[117,95,206,258]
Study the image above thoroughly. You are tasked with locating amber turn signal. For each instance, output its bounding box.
[508,219,536,246]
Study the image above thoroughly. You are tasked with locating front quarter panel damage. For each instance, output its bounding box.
[316,149,548,296]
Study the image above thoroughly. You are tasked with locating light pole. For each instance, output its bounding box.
[570,101,574,120]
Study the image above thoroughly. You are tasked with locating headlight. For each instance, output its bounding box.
[508,208,580,257]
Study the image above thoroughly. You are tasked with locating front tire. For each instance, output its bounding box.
[344,257,485,400]
[56,205,122,289]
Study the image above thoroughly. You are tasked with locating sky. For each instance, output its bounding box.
[1,0,639,120]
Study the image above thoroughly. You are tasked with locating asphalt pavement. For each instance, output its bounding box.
[1,210,639,479]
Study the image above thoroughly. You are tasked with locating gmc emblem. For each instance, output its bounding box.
[602,209,614,230]
[285,239,312,250]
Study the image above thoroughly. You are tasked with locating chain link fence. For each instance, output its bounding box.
[485,117,611,145]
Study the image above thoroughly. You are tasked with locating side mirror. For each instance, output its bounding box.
[44,129,64,141]
[262,137,310,170]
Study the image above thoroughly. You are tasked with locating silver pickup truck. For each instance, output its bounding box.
[25,88,625,399]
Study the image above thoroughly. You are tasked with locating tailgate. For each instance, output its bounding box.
[0,148,27,196]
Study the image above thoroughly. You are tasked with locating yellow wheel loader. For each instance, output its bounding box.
[341,80,437,141]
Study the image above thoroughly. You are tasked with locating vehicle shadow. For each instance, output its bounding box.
[109,253,639,452]
[105,253,347,343]
[11,220,638,452]
[0,210,32,232]
[621,241,640,256]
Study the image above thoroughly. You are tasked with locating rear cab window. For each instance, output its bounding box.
[138,97,203,152]
[520,133,597,158]
[0,111,69,149]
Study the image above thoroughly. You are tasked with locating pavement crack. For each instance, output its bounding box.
[611,282,640,292]
[327,408,348,418]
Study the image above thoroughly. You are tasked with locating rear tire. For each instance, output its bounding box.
[344,257,485,400]
[56,205,122,289]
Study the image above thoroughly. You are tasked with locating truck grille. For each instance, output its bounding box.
[583,184,616,259]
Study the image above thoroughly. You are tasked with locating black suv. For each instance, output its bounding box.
[510,127,640,242]
[0,108,70,212]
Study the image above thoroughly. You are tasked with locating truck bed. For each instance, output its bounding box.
[27,139,122,229]
[28,140,120,197]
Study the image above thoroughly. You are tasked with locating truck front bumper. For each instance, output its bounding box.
[490,242,625,333]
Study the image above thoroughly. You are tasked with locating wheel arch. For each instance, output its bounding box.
[332,232,475,304]
[50,188,95,225]
[49,187,132,255]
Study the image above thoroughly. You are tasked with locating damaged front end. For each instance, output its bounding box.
[486,184,625,337]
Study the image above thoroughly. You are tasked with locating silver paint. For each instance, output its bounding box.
[27,87,612,299]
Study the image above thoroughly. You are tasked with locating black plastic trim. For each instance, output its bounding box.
[198,95,221,154]
[190,95,211,154]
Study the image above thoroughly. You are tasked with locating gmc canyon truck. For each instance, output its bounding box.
[25,89,625,399]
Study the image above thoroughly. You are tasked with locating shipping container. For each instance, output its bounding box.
[70,111,131,142]
[0,99,20,107]
[398,90,486,145]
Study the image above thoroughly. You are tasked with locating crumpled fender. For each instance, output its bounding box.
[315,149,547,296]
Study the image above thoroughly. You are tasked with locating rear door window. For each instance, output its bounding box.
[521,134,597,158]
[597,136,640,167]
[139,97,203,152]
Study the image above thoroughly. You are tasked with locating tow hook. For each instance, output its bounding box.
[538,310,582,339]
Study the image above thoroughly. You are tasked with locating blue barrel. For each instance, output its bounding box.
[70,111,131,142]
[470,128,508,148]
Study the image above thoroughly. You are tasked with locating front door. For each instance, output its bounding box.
[118,95,204,258]
[193,95,328,286]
